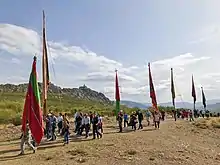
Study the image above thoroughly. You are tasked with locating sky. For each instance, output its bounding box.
[0,0,220,104]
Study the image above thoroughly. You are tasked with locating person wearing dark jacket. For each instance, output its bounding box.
[137,110,143,130]
[75,113,82,135]
[117,110,123,132]
[92,113,102,139]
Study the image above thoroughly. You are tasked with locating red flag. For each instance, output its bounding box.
[192,75,196,104]
[171,68,175,107]
[115,70,120,101]
[115,70,120,115]
[148,63,158,111]
[21,56,44,144]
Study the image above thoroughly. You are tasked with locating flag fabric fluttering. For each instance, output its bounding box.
[148,63,158,111]
[115,70,120,115]
[42,10,50,116]
[201,87,206,109]
[21,56,44,144]
[171,68,175,107]
[191,75,196,104]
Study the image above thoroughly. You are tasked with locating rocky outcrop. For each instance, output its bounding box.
[0,83,111,104]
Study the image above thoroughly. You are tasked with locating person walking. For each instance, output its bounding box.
[123,112,129,127]
[145,109,151,126]
[19,122,36,155]
[137,110,143,130]
[117,110,123,132]
[92,113,102,139]
[63,113,70,145]
[154,111,161,129]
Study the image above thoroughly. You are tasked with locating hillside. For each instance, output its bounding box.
[0,83,125,124]
[0,83,111,103]
[121,100,149,109]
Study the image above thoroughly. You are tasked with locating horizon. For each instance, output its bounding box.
[0,1,220,103]
[1,82,220,105]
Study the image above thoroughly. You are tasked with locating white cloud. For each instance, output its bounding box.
[0,23,219,104]
[153,53,210,67]
[11,57,21,64]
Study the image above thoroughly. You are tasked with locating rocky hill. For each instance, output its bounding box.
[0,83,111,104]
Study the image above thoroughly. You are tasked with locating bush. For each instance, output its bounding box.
[0,109,17,124]
[11,113,22,126]
[194,118,220,129]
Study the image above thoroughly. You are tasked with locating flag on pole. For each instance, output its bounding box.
[21,56,44,144]
[171,68,175,107]
[192,75,196,104]
[201,87,206,108]
[42,10,50,116]
[148,63,158,111]
[115,70,120,115]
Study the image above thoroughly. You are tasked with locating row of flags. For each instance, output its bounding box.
[115,63,207,114]
[20,10,208,145]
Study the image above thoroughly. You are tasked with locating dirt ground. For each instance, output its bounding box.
[0,118,220,165]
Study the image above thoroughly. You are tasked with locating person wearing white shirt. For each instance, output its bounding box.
[98,115,103,133]
[154,111,161,129]
[57,113,63,134]
[82,114,90,138]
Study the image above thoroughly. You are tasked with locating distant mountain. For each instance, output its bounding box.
[158,102,193,109]
[121,100,149,109]
[0,83,112,104]
[121,100,220,111]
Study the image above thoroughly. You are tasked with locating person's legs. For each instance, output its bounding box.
[20,137,25,155]
[101,123,103,133]
[154,121,157,129]
[134,123,136,131]
[138,120,141,130]
[85,124,89,138]
[92,126,96,139]
[27,138,36,153]
[119,121,122,132]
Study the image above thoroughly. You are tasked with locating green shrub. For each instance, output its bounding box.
[11,113,22,126]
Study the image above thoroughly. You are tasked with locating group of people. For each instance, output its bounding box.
[117,109,163,132]
[19,111,104,155]
[19,108,219,155]
[174,109,220,121]
[44,111,103,144]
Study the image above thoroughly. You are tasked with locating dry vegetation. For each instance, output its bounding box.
[193,117,220,129]
[0,118,220,165]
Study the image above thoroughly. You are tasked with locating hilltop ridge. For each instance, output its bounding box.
[0,83,111,104]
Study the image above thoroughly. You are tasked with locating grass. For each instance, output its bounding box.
[0,92,135,125]
[0,92,175,125]
[194,117,220,129]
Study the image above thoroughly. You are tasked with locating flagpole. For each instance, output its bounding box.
[115,69,119,128]
[42,10,46,117]
[42,10,50,117]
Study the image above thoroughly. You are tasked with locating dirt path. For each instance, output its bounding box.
[0,119,220,165]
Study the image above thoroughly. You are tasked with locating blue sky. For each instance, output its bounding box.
[0,0,220,103]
